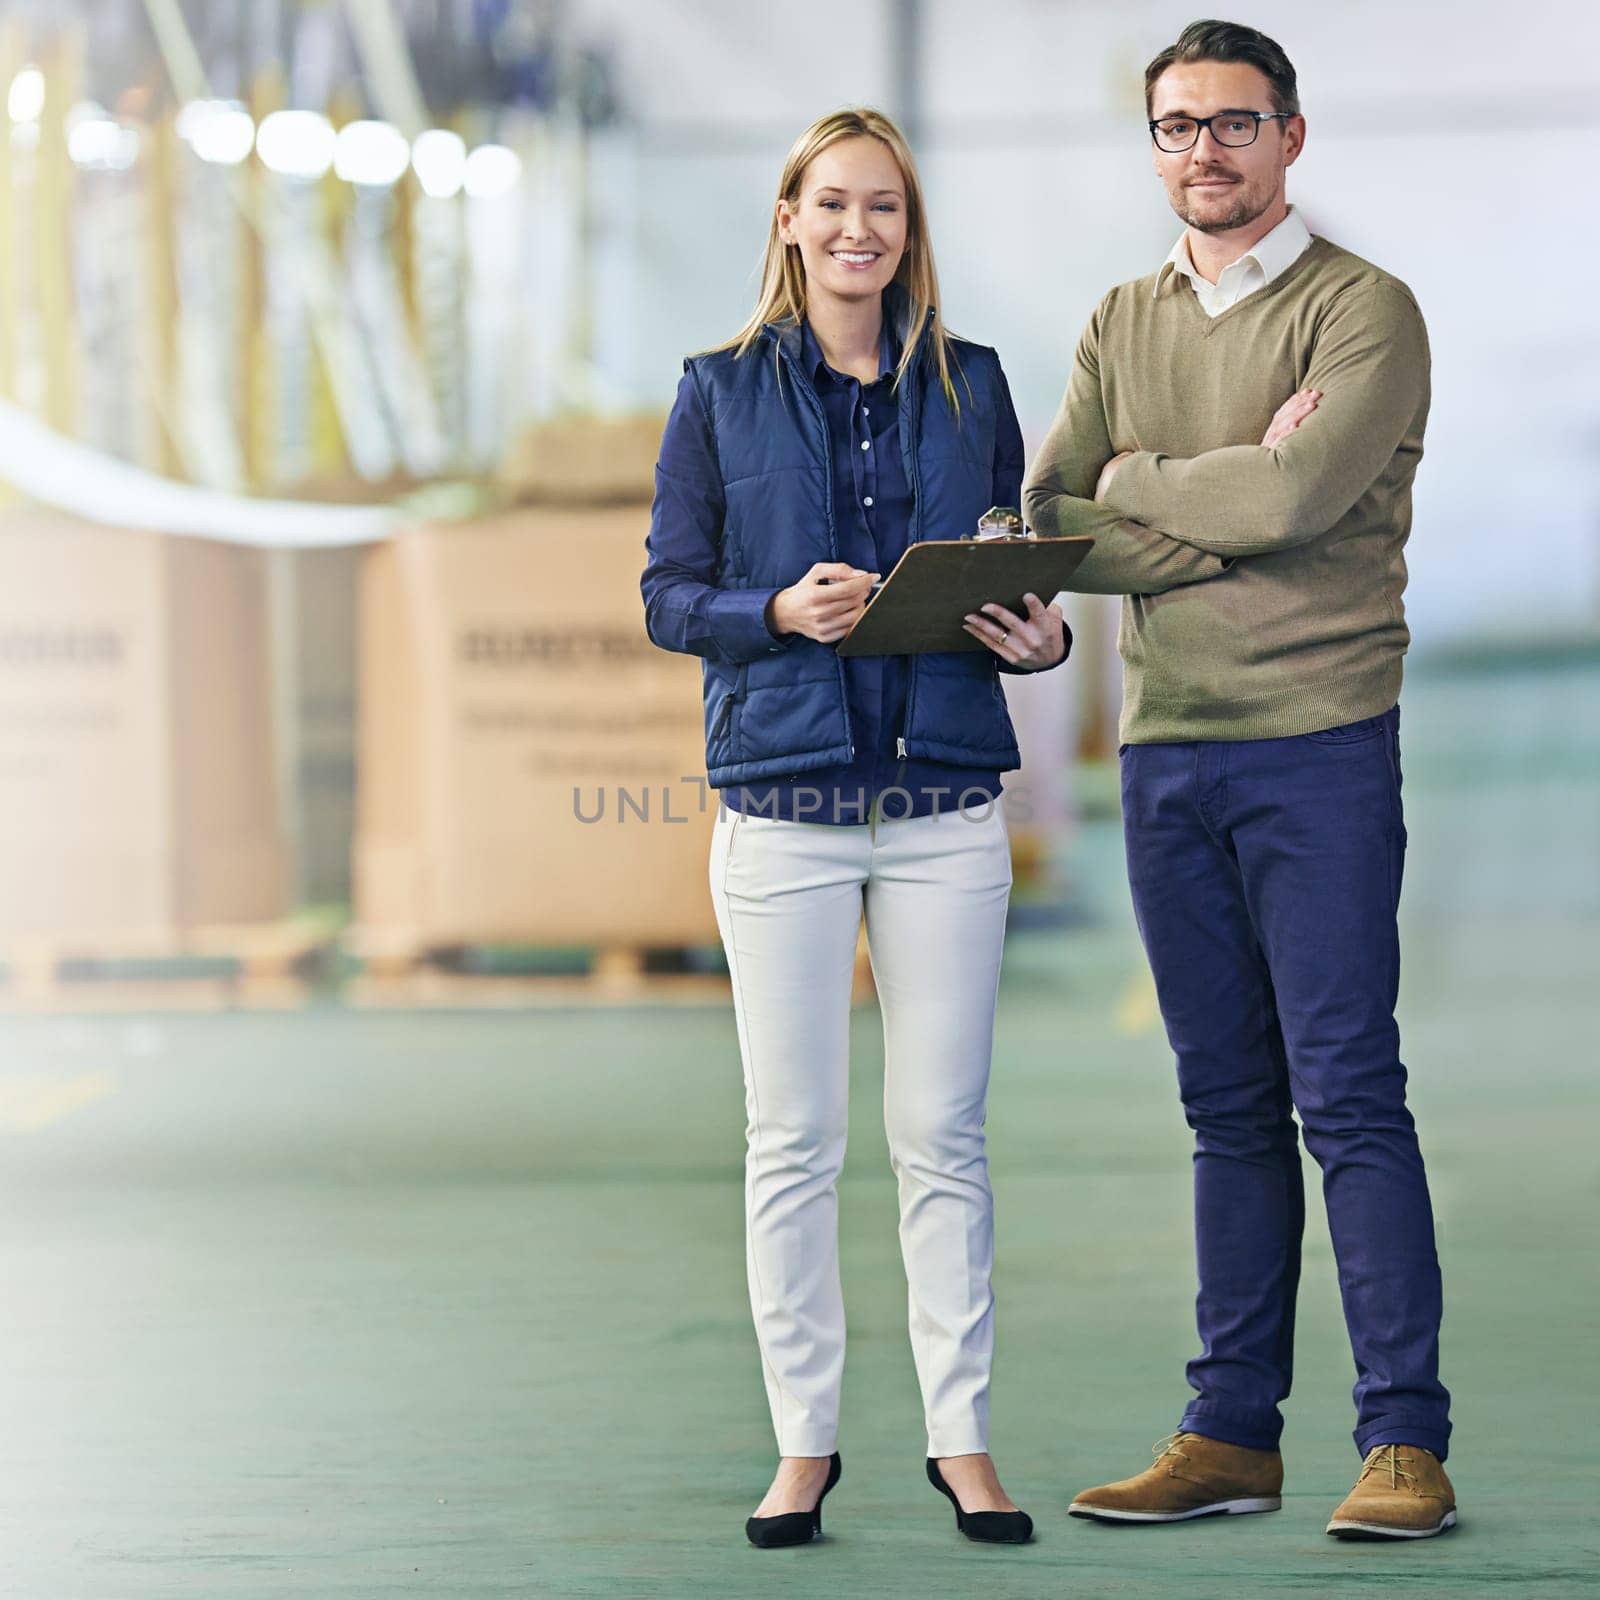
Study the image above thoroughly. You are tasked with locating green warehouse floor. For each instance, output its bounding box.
[1,656,1596,1598]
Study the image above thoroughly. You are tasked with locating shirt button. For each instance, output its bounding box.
[861,439,871,451]
[863,496,874,507]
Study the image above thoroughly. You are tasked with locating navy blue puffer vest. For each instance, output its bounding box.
[687,299,1021,788]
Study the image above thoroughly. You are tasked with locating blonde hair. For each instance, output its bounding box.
[716,107,963,413]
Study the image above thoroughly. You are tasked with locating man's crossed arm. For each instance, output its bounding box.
[1022,281,1429,592]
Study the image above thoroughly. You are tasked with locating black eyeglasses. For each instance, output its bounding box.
[1149,111,1292,153]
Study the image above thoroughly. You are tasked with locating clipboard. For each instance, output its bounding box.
[836,537,1095,656]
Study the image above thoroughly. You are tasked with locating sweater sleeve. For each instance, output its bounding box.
[1022,299,1232,596]
[640,367,792,664]
[1102,282,1429,556]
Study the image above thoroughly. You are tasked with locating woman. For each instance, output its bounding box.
[640,108,1067,1548]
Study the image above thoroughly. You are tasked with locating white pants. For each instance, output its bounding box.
[708,795,1013,1458]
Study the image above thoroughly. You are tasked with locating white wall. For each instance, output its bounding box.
[574,0,1600,644]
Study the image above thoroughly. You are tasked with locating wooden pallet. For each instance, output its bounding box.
[343,926,877,1010]
[343,930,723,1009]
[0,917,338,1012]
[0,919,878,1013]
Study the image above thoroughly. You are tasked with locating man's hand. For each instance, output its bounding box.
[1094,451,1133,502]
[1093,387,1321,506]
[963,592,1066,670]
[1261,388,1321,448]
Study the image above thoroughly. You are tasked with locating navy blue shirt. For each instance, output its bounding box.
[655,319,1020,825]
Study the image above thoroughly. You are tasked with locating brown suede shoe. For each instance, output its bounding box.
[1068,1432,1283,1523]
[1326,1444,1457,1539]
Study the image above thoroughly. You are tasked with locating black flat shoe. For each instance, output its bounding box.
[745,1452,842,1548]
[926,1456,1034,1544]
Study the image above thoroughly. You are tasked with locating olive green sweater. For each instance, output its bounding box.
[1021,235,1429,744]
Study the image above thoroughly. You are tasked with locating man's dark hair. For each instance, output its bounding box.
[1144,19,1300,117]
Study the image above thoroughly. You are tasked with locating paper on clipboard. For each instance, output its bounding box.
[835,536,1094,656]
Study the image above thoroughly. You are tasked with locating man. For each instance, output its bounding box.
[1009,19,1456,1540]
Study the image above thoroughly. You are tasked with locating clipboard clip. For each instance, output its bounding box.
[968,505,1036,543]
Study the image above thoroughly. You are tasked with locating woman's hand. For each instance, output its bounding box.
[963,592,1066,670]
[1261,387,1320,448]
[768,562,881,644]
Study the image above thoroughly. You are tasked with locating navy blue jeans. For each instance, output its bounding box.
[1120,706,1451,1461]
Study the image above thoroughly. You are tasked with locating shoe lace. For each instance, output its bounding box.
[1151,1432,1193,1467]
[1357,1444,1418,1491]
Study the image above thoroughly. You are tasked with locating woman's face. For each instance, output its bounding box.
[776,135,908,305]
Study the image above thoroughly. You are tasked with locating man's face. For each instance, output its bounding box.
[1149,60,1303,234]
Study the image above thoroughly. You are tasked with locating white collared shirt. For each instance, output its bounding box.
[1154,205,1313,317]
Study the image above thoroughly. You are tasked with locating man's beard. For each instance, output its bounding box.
[1178,176,1272,234]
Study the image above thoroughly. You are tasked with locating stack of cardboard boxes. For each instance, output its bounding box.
[0,513,288,942]
[353,415,721,952]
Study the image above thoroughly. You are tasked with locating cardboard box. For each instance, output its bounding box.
[0,513,288,936]
[354,509,718,947]
[497,414,666,506]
